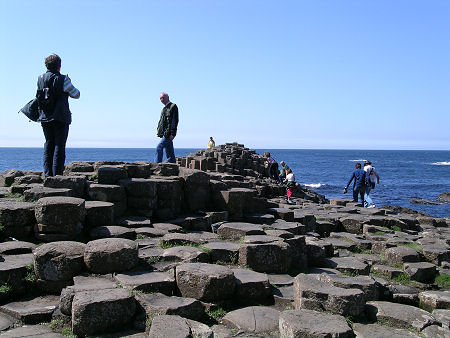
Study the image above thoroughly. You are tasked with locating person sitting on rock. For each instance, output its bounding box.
[284,168,296,203]
[264,152,279,180]
[344,162,367,204]
[278,161,290,184]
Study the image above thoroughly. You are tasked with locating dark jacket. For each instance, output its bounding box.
[346,168,367,189]
[157,103,178,138]
[36,71,71,124]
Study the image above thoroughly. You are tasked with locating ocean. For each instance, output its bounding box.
[1,148,449,218]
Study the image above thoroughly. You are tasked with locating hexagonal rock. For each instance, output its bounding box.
[293,273,366,316]
[0,200,35,238]
[242,235,279,244]
[366,301,437,331]
[203,241,240,263]
[1,324,65,338]
[323,257,370,275]
[135,292,204,321]
[385,246,420,264]
[23,186,72,202]
[149,315,212,338]
[217,222,265,240]
[114,270,175,295]
[222,306,280,334]
[339,215,367,234]
[84,200,114,228]
[176,263,235,302]
[279,309,353,338]
[89,225,135,240]
[232,268,271,302]
[33,241,86,281]
[116,215,152,228]
[87,184,127,218]
[238,241,291,273]
[372,264,404,279]
[419,291,450,311]
[97,166,128,184]
[119,178,157,197]
[84,238,138,274]
[43,175,86,198]
[0,254,33,294]
[403,262,436,282]
[318,274,380,301]
[71,288,136,336]
[160,233,204,246]
[0,241,36,255]
[0,295,59,324]
[421,245,449,266]
[161,246,209,263]
[34,197,85,233]
[422,325,450,338]
[352,323,420,338]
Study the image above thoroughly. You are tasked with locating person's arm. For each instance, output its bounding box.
[169,104,178,139]
[63,75,80,99]
[374,169,380,184]
[346,172,355,189]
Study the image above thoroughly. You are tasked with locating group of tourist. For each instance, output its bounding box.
[344,161,380,208]
[264,152,296,204]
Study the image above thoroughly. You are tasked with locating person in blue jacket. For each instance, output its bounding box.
[344,162,367,203]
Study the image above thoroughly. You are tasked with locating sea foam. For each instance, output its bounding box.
[304,183,325,188]
[430,161,450,166]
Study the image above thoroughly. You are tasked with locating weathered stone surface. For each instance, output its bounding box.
[89,225,135,240]
[323,257,370,275]
[84,238,138,274]
[419,291,450,311]
[84,200,114,228]
[135,292,204,321]
[0,200,35,238]
[232,268,271,302]
[242,234,279,244]
[0,253,32,287]
[385,246,421,264]
[352,323,420,338]
[97,166,128,184]
[0,295,59,324]
[293,273,366,316]
[0,324,65,337]
[366,301,437,331]
[279,309,353,338]
[318,274,380,301]
[116,215,152,228]
[203,241,239,263]
[239,241,291,273]
[148,314,191,338]
[71,288,136,336]
[268,274,294,286]
[160,232,204,246]
[179,168,210,211]
[222,306,280,334]
[35,196,85,227]
[23,186,72,201]
[114,270,175,295]
[0,241,36,255]
[161,246,209,262]
[433,309,450,328]
[403,262,436,282]
[87,183,127,218]
[33,241,86,281]
[217,222,265,240]
[372,264,404,279]
[135,227,167,237]
[176,263,235,302]
[44,175,86,198]
[153,222,183,233]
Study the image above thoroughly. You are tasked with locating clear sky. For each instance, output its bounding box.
[1,0,449,150]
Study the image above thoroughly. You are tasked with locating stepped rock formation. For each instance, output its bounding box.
[0,142,448,337]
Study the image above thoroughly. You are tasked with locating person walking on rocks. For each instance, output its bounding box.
[344,162,367,204]
[364,160,380,208]
[284,168,296,203]
[156,92,179,163]
[207,136,215,149]
[37,54,80,177]
[279,161,290,184]
[264,152,279,180]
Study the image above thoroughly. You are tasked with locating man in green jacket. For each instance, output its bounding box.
[279,161,290,184]
[156,92,179,163]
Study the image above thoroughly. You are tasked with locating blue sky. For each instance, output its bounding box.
[1,0,449,150]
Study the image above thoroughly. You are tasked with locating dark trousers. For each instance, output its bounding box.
[353,185,365,203]
[42,121,69,177]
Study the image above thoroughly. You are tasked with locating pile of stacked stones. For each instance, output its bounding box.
[0,144,448,337]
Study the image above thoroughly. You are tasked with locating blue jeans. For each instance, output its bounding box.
[155,136,176,163]
[42,121,69,177]
[364,186,374,207]
[353,186,365,203]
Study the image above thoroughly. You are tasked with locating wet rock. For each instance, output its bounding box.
[33,241,86,281]
[222,306,280,334]
[279,309,353,338]
[176,263,235,302]
[84,238,138,274]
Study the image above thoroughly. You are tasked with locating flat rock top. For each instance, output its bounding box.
[114,271,174,285]
[117,216,152,227]
[0,324,65,337]
[161,233,204,244]
[84,200,114,208]
[0,200,35,210]
[72,288,132,306]
[320,274,377,287]
[0,241,37,255]
[35,196,85,205]
[153,223,182,232]
[0,254,33,270]
[203,241,240,251]
[294,273,364,297]
[352,323,420,338]
[232,268,269,284]
[1,295,60,315]
[222,306,280,333]
[268,274,294,286]
[33,241,86,256]
[242,235,280,244]
[218,222,264,232]
[136,292,198,308]
[85,238,137,252]
[177,262,233,276]
[72,275,117,291]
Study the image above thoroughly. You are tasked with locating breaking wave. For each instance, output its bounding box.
[304,183,326,188]
[349,159,366,162]
[430,161,450,166]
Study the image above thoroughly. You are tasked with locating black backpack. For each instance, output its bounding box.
[36,74,58,112]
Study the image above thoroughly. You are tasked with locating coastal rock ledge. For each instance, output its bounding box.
[0,142,448,337]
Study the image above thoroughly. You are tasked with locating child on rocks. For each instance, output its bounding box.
[284,168,296,204]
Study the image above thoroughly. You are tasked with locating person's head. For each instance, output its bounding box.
[364,160,371,166]
[264,152,271,158]
[355,163,362,169]
[210,136,213,141]
[280,161,285,166]
[45,54,61,72]
[160,92,169,105]
[286,168,292,174]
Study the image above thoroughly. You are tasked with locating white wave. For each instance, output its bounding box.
[304,183,325,188]
[430,161,450,166]
[349,159,366,162]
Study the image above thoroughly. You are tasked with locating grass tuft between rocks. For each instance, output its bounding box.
[158,240,211,253]
[434,273,450,288]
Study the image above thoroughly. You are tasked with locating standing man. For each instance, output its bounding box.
[344,162,367,203]
[207,136,215,149]
[363,160,380,208]
[37,54,80,177]
[156,92,178,163]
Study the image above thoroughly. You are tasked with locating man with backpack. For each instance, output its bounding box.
[36,54,80,177]
[363,160,380,208]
